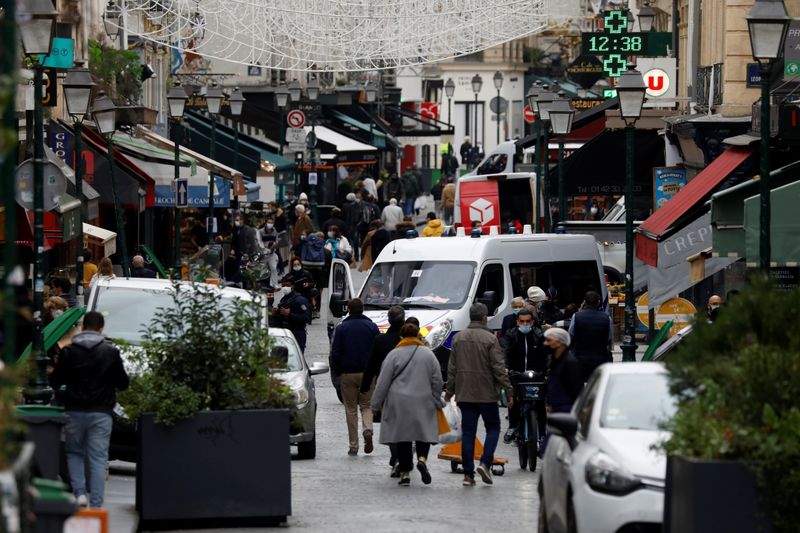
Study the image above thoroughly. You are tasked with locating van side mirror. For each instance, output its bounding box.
[477,290,497,312]
[547,413,579,450]
[329,291,347,318]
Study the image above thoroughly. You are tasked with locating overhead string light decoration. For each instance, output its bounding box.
[120,0,548,72]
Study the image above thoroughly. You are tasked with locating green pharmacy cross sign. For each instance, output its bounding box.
[582,10,672,78]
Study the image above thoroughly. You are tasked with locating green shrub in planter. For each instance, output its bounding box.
[118,281,294,425]
[660,279,800,532]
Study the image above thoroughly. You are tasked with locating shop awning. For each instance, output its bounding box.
[330,109,388,148]
[303,125,377,153]
[744,179,800,267]
[83,222,116,257]
[710,160,800,260]
[635,146,753,267]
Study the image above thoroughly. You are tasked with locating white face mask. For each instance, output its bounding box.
[590,207,598,215]
[279,286,292,296]
[327,232,335,239]
[266,223,274,230]
[52,309,65,319]
[292,265,302,272]
[234,220,242,227]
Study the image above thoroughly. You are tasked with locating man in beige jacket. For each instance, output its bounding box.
[440,176,456,225]
[445,303,513,486]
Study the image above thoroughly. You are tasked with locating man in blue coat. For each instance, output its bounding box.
[330,298,379,456]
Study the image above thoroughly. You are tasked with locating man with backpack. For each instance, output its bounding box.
[401,166,421,216]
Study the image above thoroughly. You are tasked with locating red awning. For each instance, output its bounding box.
[635,146,753,267]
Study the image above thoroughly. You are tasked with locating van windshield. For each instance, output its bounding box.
[360,261,476,310]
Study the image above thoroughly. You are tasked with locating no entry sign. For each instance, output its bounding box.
[523,105,535,123]
[287,109,306,128]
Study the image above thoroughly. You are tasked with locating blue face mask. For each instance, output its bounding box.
[512,308,522,315]
[518,325,532,334]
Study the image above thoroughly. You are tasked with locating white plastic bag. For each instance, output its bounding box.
[414,195,428,211]
[439,399,462,444]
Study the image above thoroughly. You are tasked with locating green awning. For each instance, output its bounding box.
[711,160,800,260]
[330,110,387,149]
[744,179,800,267]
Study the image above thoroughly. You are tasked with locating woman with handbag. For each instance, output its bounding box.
[371,323,444,486]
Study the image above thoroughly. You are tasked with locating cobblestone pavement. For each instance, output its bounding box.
[105,268,543,532]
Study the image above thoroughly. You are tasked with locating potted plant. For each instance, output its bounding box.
[118,281,294,529]
[660,279,800,533]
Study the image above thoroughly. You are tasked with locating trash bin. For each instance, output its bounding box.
[30,478,77,533]
[15,405,68,480]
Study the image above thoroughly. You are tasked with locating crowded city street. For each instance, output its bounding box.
[2,0,800,532]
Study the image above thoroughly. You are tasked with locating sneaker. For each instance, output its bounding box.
[463,474,476,487]
[477,462,493,485]
[76,494,88,507]
[363,429,374,454]
[348,447,358,456]
[503,428,517,444]
[417,461,432,485]
[398,472,411,486]
[390,464,401,478]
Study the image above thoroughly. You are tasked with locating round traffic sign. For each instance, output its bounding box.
[636,291,650,327]
[523,105,535,123]
[287,109,306,128]
[655,297,696,336]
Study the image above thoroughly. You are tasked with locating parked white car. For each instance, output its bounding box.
[538,362,676,533]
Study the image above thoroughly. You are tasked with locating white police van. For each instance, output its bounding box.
[328,229,607,376]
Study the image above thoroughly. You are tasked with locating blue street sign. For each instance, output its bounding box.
[158,177,230,208]
[176,178,189,208]
[746,63,762,88]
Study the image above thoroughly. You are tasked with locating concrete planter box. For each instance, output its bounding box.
[136,409,291,530]
[664,456,771,533]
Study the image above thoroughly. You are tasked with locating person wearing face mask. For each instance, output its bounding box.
[525,286,547,321]
[324,225,353,264]
[258,216,281,288]
[500,297,529,339]
[271,276,312,353]
[501,308,546,443]
[284,258,319,314]
[706,294,722,323]
[543,327,583,414]
[232,213,259,260]
[540,287,564,326]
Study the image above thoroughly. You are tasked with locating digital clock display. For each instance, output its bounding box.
[582,33,650,54]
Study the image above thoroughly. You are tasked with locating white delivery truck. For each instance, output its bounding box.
[327,230,607,381]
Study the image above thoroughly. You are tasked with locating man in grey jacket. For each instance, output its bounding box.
[445,303,513,486]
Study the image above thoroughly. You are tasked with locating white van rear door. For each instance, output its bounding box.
[327,258,354,318]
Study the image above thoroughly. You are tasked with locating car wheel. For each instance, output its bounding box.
[296,434,316,459]
[566,491,578,533]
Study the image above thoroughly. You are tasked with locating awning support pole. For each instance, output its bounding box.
[534,120,541,232]
[758,64,771,272]
[173,120,183,274]
[108,138,130,277]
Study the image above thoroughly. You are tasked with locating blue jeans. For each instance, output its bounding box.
[64,411,112,507]
[459,402,501,476]
[403,197,415,216]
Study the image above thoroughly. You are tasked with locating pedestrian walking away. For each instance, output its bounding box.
[421,212,444,237]
[543,327,583,413]
[49,311,130,508]
[371,322,444,486]
[569,290,613,382]
[330,298,380,455]
[445,303,513,486]
[129,255,156,279]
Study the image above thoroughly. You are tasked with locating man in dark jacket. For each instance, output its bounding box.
[330,298,379,456]
[569,291,613,382]
[543,327,583,413]
[271,276,312,353]
[501,308,546,443]
[130,255,156,278]
[322,207,347,236]
[445,303,513,486]
[383,173,405,205]
[49,311,129,508]
[539,287,564,326]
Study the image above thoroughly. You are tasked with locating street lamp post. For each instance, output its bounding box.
[617,66,647,363]
[746,0,790,273]
[17,0,58,402]
[548,97,575,225]
[445,78,455,126]
[471,74,483,163]
[306,77,320,221]
[493,71,503,146]
[288,79,302,196]
[526,82,541,231]
[205,81,224,243]
[92,93,130,278]
[536,87,556,232]
[229,87,246,209]
[275,84,289,201]
[167,82,188,274]
[63,65,96,303]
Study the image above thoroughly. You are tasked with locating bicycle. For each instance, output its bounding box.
[509,369,547,472]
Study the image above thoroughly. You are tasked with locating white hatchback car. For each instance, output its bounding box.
[538,362,676,533]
